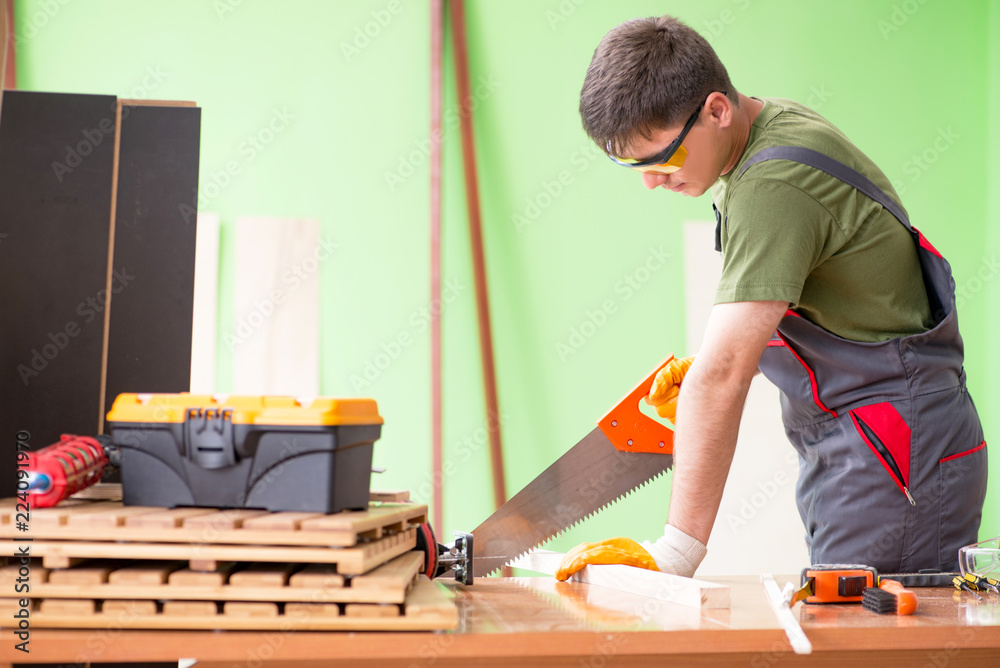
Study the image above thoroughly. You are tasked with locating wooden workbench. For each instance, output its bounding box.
[2,575,999,667]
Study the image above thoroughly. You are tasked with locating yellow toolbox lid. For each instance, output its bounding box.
[106,393,383,427]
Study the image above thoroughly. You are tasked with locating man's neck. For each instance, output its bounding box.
[720,94,764,175]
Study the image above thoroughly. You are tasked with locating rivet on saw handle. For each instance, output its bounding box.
[596,355,676,455]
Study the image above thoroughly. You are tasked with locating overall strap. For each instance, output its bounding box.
[738,146,911,231]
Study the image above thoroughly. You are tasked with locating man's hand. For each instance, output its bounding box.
[555,537,658,581]
[646,356,695,421]
[555,525,707,581]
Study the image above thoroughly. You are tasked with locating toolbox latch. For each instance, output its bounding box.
[184,408,238,469]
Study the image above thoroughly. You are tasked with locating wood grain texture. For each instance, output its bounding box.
[7,552,420,605]
[6,577,1000,666]
[232,217,322,396]
[0,576,456,631]
[1,500,427,547]
[0,527,417,574]
[510,550,730,609]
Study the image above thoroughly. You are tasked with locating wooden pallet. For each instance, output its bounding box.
[0,551,424,604]
[0,528,414,574]
[0,575,457,631]
[0,498,426,548]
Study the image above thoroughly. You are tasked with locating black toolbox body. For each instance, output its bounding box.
[107,394,383,513]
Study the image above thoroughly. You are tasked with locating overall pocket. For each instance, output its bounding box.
[849,402,915,506]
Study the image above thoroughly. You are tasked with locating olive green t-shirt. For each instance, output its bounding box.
[712,98,933,342]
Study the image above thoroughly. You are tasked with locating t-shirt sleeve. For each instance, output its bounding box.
[715,178,843,306]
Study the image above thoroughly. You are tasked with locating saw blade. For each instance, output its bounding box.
[471,426,673,575]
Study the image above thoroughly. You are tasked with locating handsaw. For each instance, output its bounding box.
[469,356,677,576]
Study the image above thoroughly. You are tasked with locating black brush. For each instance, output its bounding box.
[862,587,897,614]
[862,580,918,615]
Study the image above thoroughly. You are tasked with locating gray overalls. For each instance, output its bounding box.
[736,147,987,572]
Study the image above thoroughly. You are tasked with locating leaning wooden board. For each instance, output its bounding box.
[0,499,427,547]
[0,575,457,631]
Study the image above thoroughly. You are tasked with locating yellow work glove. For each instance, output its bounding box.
[645,356,695,421]
[555,537,660,581]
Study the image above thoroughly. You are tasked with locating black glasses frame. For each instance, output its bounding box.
[606,91,727,168]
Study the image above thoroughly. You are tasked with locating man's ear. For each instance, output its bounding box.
[707,92,733,129]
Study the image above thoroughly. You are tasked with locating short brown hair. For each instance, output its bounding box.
[580,15,737,156]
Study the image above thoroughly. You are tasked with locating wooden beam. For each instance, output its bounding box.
[1,0,14,90]
[510,551,730,610]
[448,0,506,512]
[430,0,444,535]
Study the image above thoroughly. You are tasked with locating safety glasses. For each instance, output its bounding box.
[606,92,725,174]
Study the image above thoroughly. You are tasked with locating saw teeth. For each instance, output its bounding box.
[479,468,670,575]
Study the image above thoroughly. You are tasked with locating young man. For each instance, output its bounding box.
[560,15,987,578]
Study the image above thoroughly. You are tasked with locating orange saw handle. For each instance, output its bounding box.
[597,356,676,454]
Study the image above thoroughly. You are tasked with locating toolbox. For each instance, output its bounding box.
[106,393,383,513]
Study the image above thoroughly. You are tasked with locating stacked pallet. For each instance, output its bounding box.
[0,495,457,631]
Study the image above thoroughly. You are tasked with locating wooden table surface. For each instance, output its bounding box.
[3,575,1000,667]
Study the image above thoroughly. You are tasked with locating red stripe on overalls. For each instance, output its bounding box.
[774,331,838,418]
[913,227,943,259]
[939,441,986,464]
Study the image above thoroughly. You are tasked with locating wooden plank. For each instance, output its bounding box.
[351,550,422,590]
[42,556,86,570]
[12,553,418,606]
[168,563,238,587]
[189,559,218,572]
[46,561,119,585]
[39,599,94,616]
[107,561,185,585]
[0,529,415,574]
[370,490,411,502]
[190,211,220,394]
[163,600,218,616]
[232,217,321,396]
[298,504,426,537]
[66,505,164,528]
[125,507,219,529]
[510,550,730,610]
[239,511,324,532]
[228,563,297,588]
[1,501,428,548]
[344,603,400,618]
[181,509,270,532]
[403,577,458,621]
[288,563,344,589]
[224,602,278,618]
[29,501,121,529]
[0,576,456,630]
[102,600,157,616]
[285,602,340,618]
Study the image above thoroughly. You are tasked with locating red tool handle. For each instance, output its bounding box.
[23,435,109,508]
[597,356,676,454]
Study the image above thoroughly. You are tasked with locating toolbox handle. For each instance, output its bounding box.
[184,408,238,469]
[597,356,676,455]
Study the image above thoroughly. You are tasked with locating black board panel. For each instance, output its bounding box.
[103,104,201,420]
[0,91,118,496]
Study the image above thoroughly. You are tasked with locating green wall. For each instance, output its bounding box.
[14,0,998,550]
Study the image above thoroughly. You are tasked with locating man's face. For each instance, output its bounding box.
[622,96,731,198]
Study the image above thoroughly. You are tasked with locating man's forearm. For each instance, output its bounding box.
[666,364,753,546]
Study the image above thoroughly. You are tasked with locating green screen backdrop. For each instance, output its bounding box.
[14,0,999,556]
